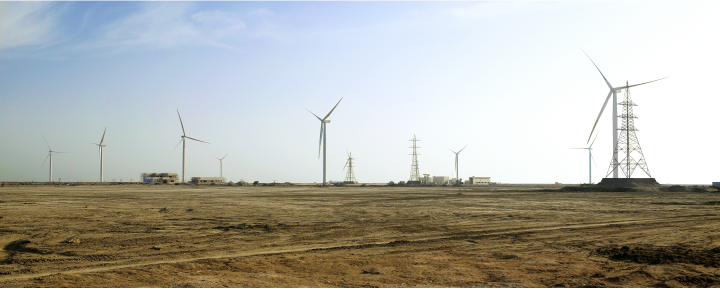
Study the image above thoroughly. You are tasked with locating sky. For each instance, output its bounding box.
[0,1,718,185]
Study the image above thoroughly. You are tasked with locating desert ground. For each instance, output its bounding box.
[0,184,719,287]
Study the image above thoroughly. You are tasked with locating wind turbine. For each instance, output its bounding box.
[172,109,210,183]
[214,153,229,178]
[91,128,107,182]
[42,136,69,182]
[582,50,666,178]
[571,134,599,184]
[448,144,468,185]
[304,98,343,185]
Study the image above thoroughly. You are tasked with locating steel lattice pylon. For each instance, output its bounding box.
[409,134,421,181]
[607,82,651,178]
[343,152,357,183]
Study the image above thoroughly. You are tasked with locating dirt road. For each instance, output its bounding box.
[1,185,719,287]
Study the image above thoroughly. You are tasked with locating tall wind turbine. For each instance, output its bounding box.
[91,128,107,182]
[214,153,229,178]
[173,109,210,183]
[42,136,69,182]
[571,134,598,184]
[448,144,468,185]
[582,50,666,178]
[304,98,343,185]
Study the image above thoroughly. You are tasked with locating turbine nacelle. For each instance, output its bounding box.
[582,50,666,144]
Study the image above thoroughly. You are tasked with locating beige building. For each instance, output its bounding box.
[191,177,226,184]
[141,173,178,184]
[467,176,491,185]
[432,176,450,184]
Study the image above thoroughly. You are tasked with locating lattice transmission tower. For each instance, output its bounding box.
[343,151,357,183]
[409,134,421,182]
[607,82,651,178]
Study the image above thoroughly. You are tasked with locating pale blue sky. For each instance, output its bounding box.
[1,1,718,184]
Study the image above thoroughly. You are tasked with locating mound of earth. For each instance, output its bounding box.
[594,244,720,268]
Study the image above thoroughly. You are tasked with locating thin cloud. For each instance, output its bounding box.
[191,11,246,39]
[0,2,61,50]
[73,2,241,53]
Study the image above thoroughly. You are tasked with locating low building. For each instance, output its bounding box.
[191,177,226,185]
[141,173,178,184]
[432,176,450,184]
[467,176,491,185]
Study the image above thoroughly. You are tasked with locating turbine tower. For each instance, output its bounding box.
[608,83,651,178]
[214,153,229,178]
[571,134,598,184]
[343,151,357,183]
[409,135,420,182]
[173,109,210,183]
[448,144,468,185]
[583,50,666,178]
[304,98,343,185]
[91,128,107,182]
[42,136,69,182]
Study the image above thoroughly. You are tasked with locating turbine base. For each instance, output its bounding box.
[597,178,659,188]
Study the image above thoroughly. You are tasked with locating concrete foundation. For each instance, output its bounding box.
[597,178,659,187]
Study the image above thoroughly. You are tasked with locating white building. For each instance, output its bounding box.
[467,176,491,185]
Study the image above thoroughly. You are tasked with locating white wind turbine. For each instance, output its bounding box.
[173,109,210,183]
[571,134,599,184]
[583,50,666,178]
[42,136,69,182]
[214,153,229,178]
[91,128,107,182]
[304,98,343,185]
[448,144,468,185]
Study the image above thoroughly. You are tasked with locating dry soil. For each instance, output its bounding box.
[1,184,719,287]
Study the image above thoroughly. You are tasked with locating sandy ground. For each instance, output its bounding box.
[0,184,719,287]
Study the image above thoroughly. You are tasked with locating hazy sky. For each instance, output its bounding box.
[1,1,718,184]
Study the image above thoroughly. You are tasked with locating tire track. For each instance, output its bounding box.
[2,214,716,283]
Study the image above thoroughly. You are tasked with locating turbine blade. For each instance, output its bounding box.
[318,123,324,159]
[447,147,457,154]
[100,127,106,145]
[570,148,588,149]
[42,153,50,167]
[171,138,184,154]
[186,136,210,144]
[177,109,186,136]
[458,144,468,153]
[624,77,667,89]
[582,49,613,89]
[343,160,349,171]
[222,152,229,160]
[323,97,343,120]
[587,90,613,144]
[42,135,51,150]
[590,133,599,148]
[304,108,322,121]
[591,153,598,167]
[55,152,70,153]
